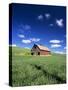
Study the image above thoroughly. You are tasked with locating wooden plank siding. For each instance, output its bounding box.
[31,44,51,55]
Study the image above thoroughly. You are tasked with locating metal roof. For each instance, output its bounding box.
[36,44,50,51]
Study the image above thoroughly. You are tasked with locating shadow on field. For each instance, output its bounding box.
[31,64,66,84]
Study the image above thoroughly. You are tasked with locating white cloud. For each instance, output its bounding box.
[22,37,40,44]
[18,34,25,38]
[56,19,64,27]
[50,24,53,27]
[64,46,66,50]
[45,13,50,19]
[24,25,31,30]
[20,24,31,30]
[22,40,31,44]
[37,15,43,20]
[54,51,65,54]
[10,44,17,47]
[51,44,61,48]
[30,38,40,42]
[49,40,62,43]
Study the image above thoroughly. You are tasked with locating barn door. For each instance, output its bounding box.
[38,52,40,55]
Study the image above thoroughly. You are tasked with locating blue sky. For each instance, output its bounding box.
[10,3,66,54]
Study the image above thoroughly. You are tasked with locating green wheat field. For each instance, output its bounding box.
[9,46,66,86]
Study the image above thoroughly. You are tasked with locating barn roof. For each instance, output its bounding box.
[36,44,50,51]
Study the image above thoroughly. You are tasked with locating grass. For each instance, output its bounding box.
[9,47,66,86]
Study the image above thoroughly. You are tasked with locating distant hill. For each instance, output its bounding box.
[9,46,31,56]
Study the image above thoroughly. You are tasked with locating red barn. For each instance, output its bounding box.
[31,44,51,56]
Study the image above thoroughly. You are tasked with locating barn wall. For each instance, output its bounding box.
[40,50,50,55]
[31,46,40,55]
[31,46,51,55]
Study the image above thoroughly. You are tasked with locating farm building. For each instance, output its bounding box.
[31,44,51,55]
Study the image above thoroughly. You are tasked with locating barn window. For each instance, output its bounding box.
[34,46,36,49]
[31,52,34,55]
[38,52,40,55]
